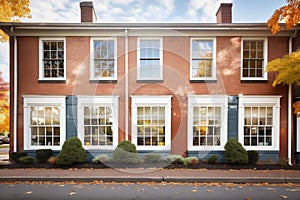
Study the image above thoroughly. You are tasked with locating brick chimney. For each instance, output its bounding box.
[216,3,232,23]
[80,1,97,23]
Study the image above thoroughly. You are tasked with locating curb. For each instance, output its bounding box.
[1,176,300,183]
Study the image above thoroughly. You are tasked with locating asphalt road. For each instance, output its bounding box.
[0,182,299,200]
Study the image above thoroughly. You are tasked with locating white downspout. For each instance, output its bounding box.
[13,36,17,152]
[125,29,129,140]
[287,31,296,165]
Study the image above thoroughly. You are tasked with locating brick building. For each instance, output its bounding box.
[1,2,300,163]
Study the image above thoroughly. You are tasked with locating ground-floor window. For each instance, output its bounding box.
[77,96,119,150]
[131,95,172,150]
[239,96,280,151]
[23,96,66,150]
[187,95,228,150]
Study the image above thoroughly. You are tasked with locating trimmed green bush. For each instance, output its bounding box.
[92,154,110,164]
[56,137,88,166]
[207,155,218,164]
[144,154,161,163]
[224,138,248,164]
[18,156,35,164]
[164,155,185,164]
[183,156,199,166]
[111,140,141,164]
[247,150,259,164]
[10,152,28,163]
[36,149,53,163]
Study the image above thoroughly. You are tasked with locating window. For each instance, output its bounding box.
[77,96,119,150]
[137,38,163,81]
[90,38,117,80]
[190,39,216,80]
[241,39,268,80]
[188,95,227,150]
[131,96,171,150]
[239,96,280,150]
[39,38,66,80]
[23,96,66,150]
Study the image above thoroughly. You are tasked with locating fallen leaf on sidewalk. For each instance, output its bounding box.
[192,189,197,193]
[280,195,288,199]
[25,191,32,195]
[69,191,76,196]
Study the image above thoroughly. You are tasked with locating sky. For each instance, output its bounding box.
[0,0,286,82]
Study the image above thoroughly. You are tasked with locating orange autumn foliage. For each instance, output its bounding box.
[0,73,9,133]
[0,0,31,41]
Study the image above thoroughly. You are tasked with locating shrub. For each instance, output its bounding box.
[36,149,53,163]
[183,156,199,166]
[164,155,185,164]
[144,154,161,163]
[10,152,28,163]
[224,138,248,164]
[247,150,259,164]
[92,154,110,164]
[111,140,141,164]
[207,155,218,164]
[56,137,88,166]
[18,156,35,164]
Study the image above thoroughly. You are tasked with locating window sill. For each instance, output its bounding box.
[241,79,268,83]
[90,79,118,83]
[137,80,163,83]
[190,79,217,83]
[38,79,66,83]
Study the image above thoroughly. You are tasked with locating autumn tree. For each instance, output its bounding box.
[267,0,300,34]
[0,0,31,41]
[0,72,9,133]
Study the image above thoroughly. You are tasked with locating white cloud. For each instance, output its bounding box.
[0,42,9,82]
[187,0,233,22]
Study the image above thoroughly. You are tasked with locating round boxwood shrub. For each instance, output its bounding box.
[10,152,28,163]
[207,155,218,164]
[18,156,35,164]
[36,149,53,163]
[164,155,185,164]
[224,138,248,164]
[112,140,141,164]
[247,150,259,164]
[56,137,88,166]
[183,156,199,166]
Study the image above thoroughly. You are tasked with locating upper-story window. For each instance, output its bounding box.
[90,38,117,81]
[39,38,66,81]
[137,38,163,81]
[241,38,268,80]
[190,38,216,81]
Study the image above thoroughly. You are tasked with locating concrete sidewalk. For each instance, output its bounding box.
[0,168,299,184]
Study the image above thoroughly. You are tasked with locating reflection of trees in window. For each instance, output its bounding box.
[93,40,115,78]
[192,106,221,146]
[30,106,60,146]
[83,106,114,146]
[191,40,213,78]
[244,106,273,146]
[242,40,264,78]
[43,41,64,78]
[137,106,165,146]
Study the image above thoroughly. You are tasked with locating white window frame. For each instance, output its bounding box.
[23,96,66,150]
[131,95,172,151]
[187,95,228,151]
[241,38,268,81]
[238,96,280,151]
[90,38,118,81]
[190,38,217,81]
[137,38,163,81]
[39,37,66,81]
[77,96,119,150]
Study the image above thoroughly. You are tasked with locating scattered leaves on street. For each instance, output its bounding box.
[192,189,197,192]
[69,191,76,196]
[25,191,32,195]
[280,195,288,199]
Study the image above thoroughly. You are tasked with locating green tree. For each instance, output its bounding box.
[0,0,31,41]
